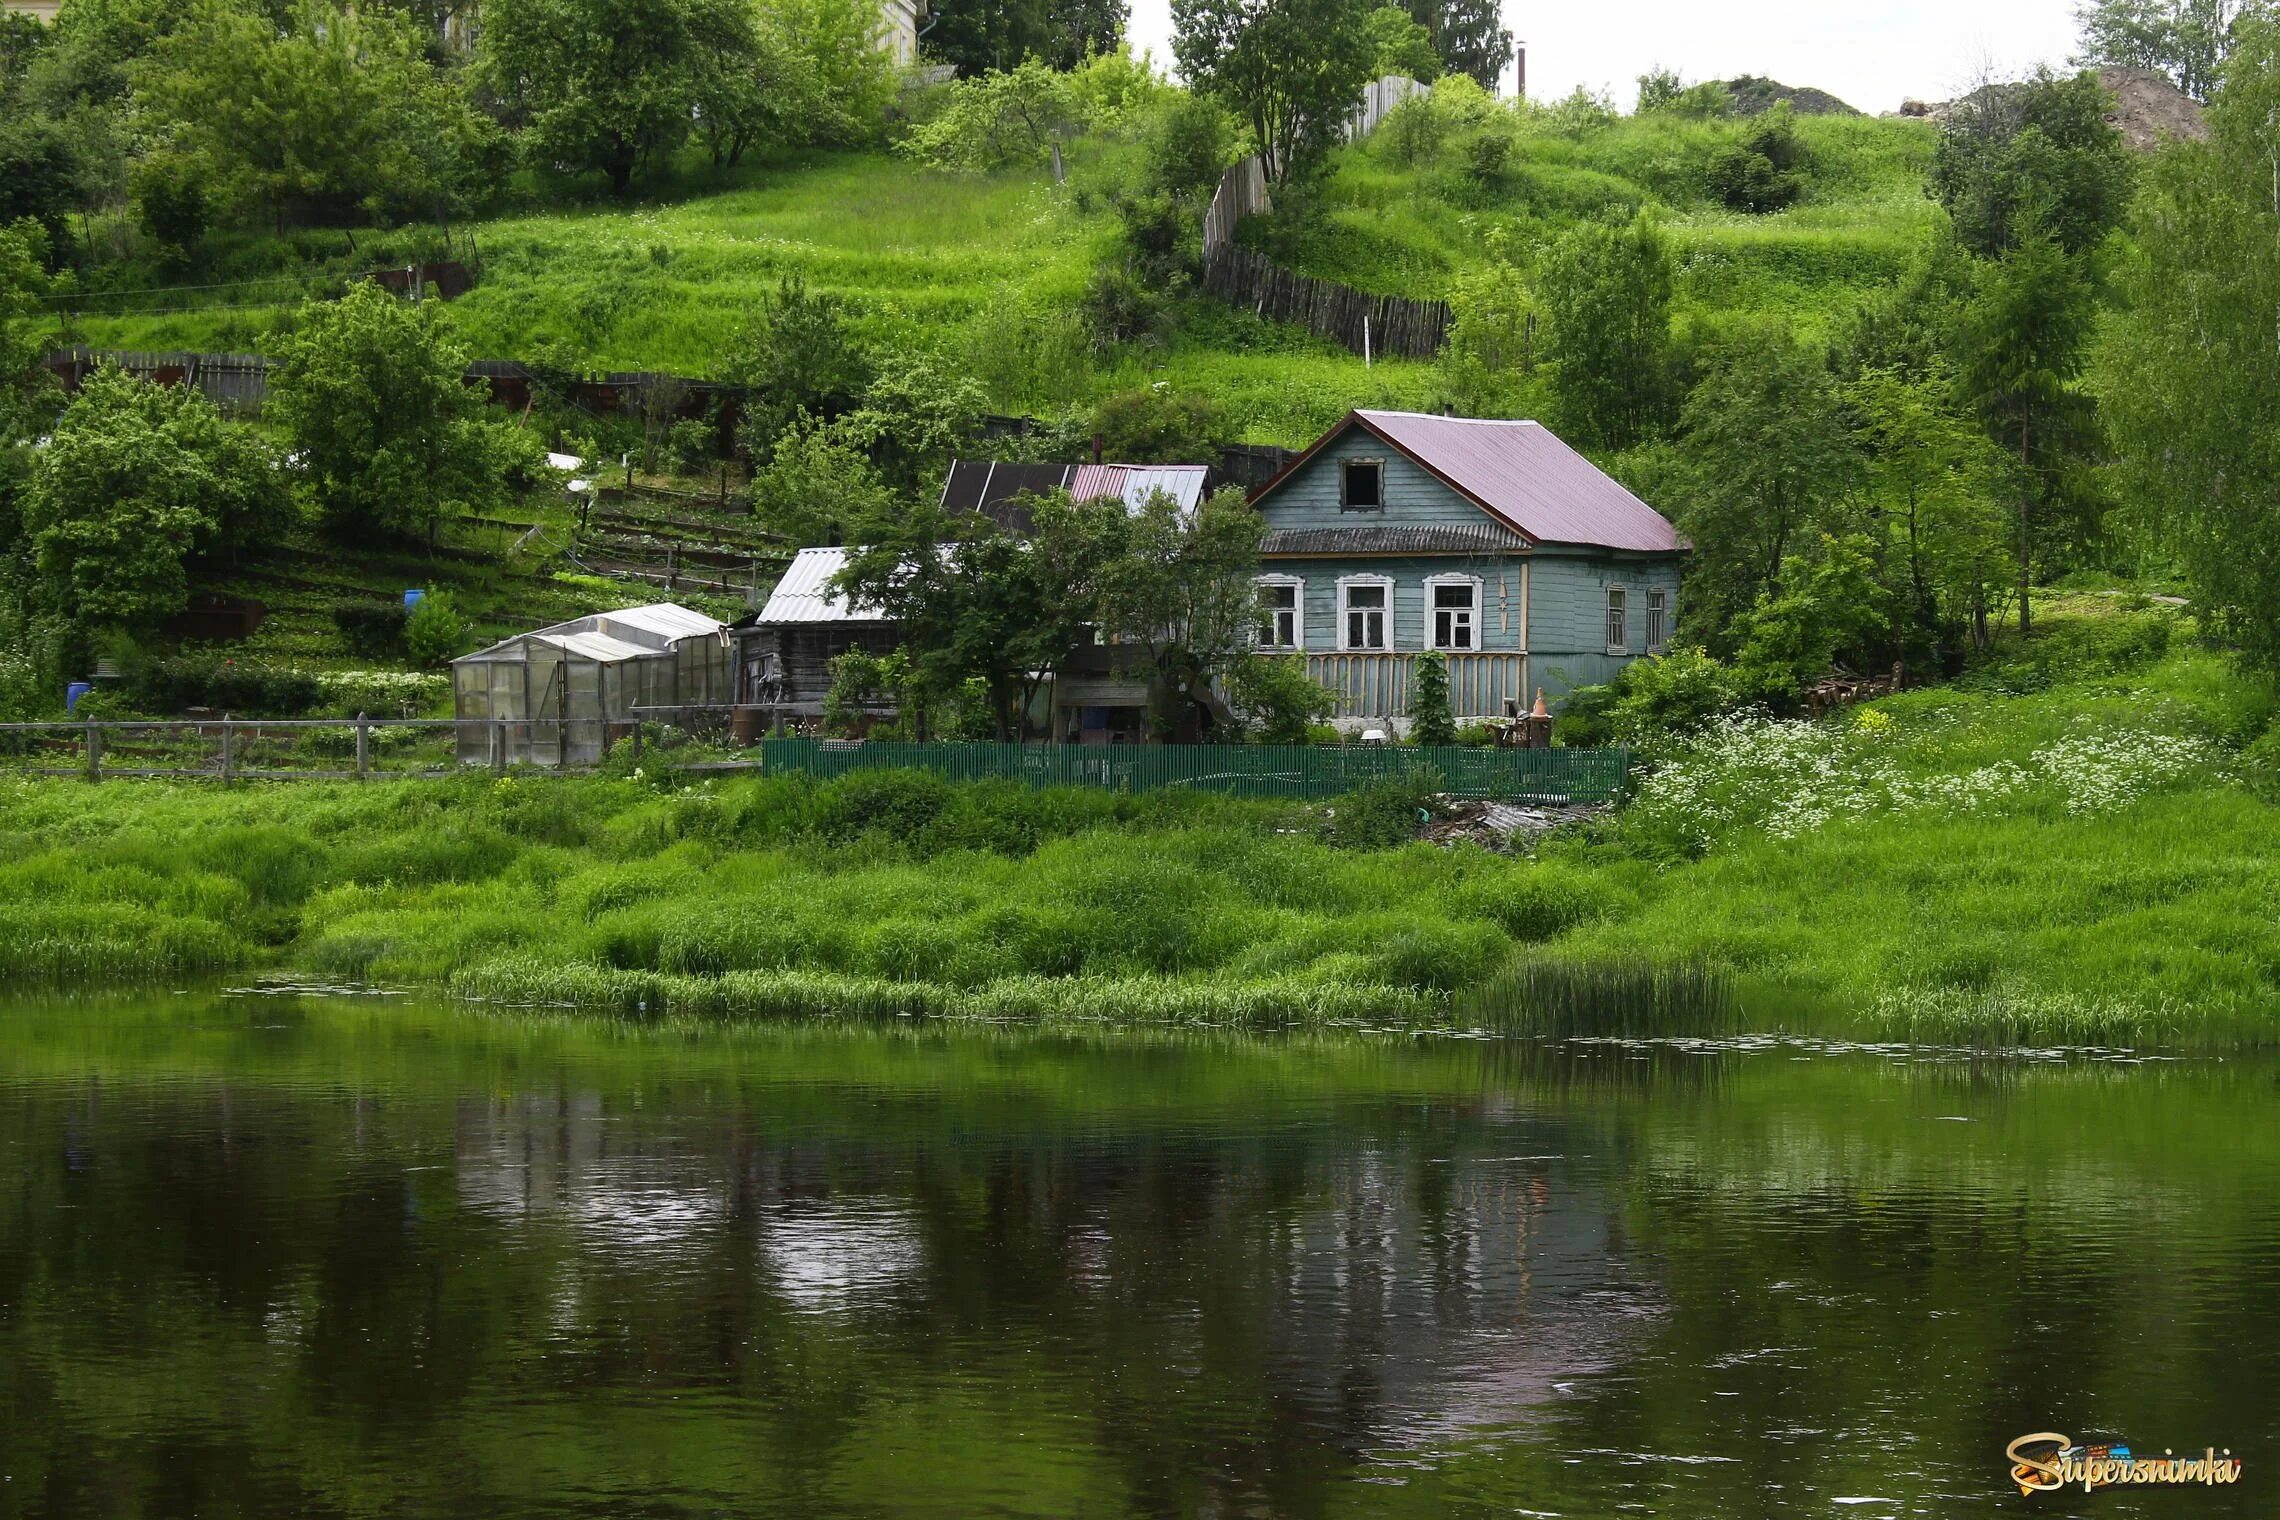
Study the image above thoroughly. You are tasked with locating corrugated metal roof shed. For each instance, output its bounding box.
[941,460,1211,532]
[756,547,887,626]
[1256,412,1683,554]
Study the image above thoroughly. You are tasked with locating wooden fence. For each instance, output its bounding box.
[1201,244,1452,362]
[1346,74,1427,140]
[0,717,741,782]
[1199,146,1452,362]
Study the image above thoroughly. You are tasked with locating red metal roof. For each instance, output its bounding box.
[1256,411,1683,554]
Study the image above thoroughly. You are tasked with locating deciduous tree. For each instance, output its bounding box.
[268,283,512,546]
[1539,213,1675,452]
[1399,0,1507,91]
[1955,231,2097,635]
[478,0,728,193]
[1930,67,2134,259]
[1172,0,1375,182]
[1669,326,1862,646]
[22,365,290,633]
[1093,484,1265,740]
[2074,0,2270,98]
[2102,16,2280,666]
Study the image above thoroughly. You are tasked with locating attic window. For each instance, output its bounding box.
[1341,459,1384,512]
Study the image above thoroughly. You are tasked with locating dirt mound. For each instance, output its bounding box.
[2096,65,2210,149]
[1720,76,1862,118]
[1894,67,2208,152]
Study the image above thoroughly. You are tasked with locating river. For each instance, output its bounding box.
[0,990,2270,1517]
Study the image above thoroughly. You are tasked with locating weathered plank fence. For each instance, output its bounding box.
[1201,243,1452,362]
[1200,129,1452,361]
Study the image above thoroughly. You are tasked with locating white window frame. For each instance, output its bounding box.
[1340,457,1387,513]
[1338,575,1394,652]
[1605,584,1631,657]
[1253,575,1306,652]
[1646,587,1668,653]
[1424,573,1484,653]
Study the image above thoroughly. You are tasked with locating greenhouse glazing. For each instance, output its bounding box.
[451,604,732,766]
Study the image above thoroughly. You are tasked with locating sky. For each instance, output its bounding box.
[1123,0,2086,116]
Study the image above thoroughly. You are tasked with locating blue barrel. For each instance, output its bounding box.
[403,589,425,608]
[65,682,92,712]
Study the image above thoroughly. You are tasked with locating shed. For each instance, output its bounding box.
[939,461,1212,532]
[452,603,731,766]
[731,548,901,716]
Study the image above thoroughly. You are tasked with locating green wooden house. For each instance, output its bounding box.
[1248,411,1685,729]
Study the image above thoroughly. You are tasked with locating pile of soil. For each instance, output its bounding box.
[1894,67,2209,152]
[1719,76,1862,118]
[2095,65,2211,149]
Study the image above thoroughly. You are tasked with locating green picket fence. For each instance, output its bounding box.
[758,739,1631,803]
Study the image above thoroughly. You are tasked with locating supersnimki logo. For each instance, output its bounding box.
[2006,1433,2243,1496]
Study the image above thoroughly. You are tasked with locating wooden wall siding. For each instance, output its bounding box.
[1526,551,1682,659]
[1303,653,1529,720]
[1259,434,1503,530]
[1268,555,1528,654]
[1526,651,1634,702]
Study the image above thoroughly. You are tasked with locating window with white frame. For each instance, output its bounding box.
[1254,577,1303,650]
[1427,575,1481,651]
[1340,458,1385,512]
[1339,578,1391,650]
[1606,586,1629,653]
[1647,588,1668,651]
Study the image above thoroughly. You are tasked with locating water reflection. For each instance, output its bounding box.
[0,997,2272,1518]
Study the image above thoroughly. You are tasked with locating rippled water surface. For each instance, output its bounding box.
[0,992,2273,1517]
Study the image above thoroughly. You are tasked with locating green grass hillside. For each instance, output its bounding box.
[70,149,1442,446]
[1244,113,1940,338]
[64,109,1941,446]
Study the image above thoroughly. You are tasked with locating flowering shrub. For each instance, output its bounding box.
[1626,710,2218,853]
[314,670,449,715]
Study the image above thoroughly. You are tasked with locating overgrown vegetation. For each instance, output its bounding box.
[6,598,2280,1048]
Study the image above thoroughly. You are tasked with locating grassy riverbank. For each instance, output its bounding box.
[2,597,2273,1046]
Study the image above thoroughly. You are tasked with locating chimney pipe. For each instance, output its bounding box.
[1091,432,1104,465]
[1515,41,1527,101]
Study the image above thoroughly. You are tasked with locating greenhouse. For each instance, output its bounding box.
[451,603,732,766]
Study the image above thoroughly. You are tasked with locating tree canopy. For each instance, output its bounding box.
[1539,213,1676,452]
[1172,0,1376,182]
[1930,68,2134,259]
[22,365,289,633]
[2102,16,2280,666]
[267,282,518,544]
[2074,0,2272,97]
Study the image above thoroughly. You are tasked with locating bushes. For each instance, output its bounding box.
[128,657,324,716]
[331,600,409,659]
[1322,768,1444,849]
[403,591,468,668]
[1707,106,1808,213]
[1556,647,1742,751]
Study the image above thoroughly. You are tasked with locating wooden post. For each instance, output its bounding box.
[220,718,236,786]
[84,717,101,782]
[355,713,371,780]
[494,718,509,776]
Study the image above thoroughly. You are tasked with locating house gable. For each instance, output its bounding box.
[1250,411,1682,555]
[1249,420,1522,541]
